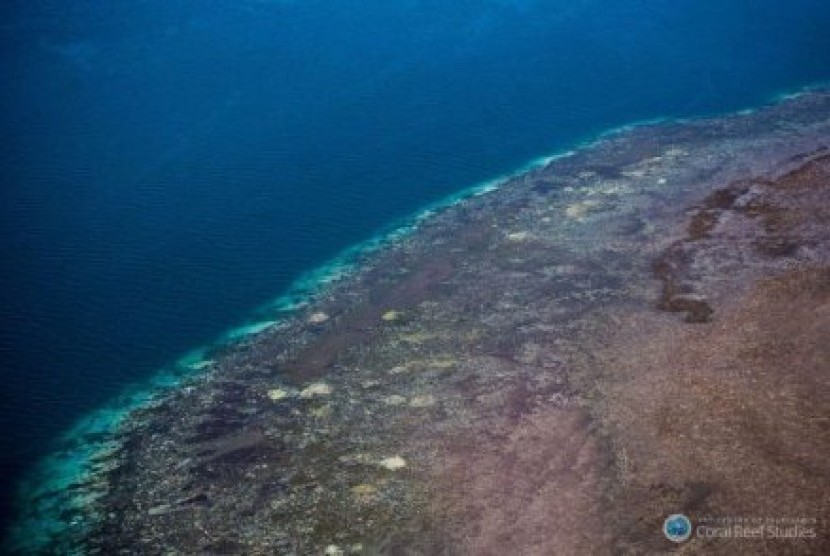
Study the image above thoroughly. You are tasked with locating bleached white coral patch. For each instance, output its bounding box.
[307,312,330,324]
[378,456,407,471]
[299,382,332,398]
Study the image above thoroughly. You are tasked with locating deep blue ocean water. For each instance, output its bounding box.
[2,0,830,544]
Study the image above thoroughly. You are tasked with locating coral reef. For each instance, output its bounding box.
[22,91,830,554]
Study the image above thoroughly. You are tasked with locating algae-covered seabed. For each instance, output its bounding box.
[26,92,830,554]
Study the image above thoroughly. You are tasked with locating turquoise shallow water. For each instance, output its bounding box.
[2,0,830,546]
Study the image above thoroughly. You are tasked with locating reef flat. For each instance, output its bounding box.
[17,91,830,554]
